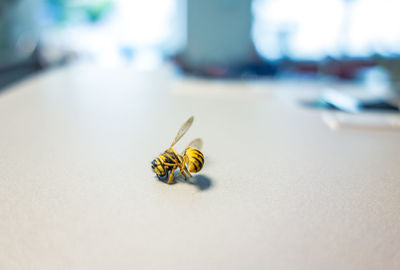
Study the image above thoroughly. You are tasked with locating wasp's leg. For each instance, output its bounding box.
[169,148,190,179]
[181,155,192,179]
[175,159,191,179]
[165,155,186,175]
[168,148,186,170]
[183,165,192,178]
[176,167,187,180]
[165,150,187,183]
[173,148,188,175]
[170,147,184,163]
[175,166,190,181]
[167,166,177,184]
[164,152,181,166]
[163,162,177,166]
[181,169,188,180]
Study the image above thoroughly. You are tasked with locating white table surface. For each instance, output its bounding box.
[1,62,399,270]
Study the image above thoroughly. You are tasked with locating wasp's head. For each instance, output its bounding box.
[151,158,167,179]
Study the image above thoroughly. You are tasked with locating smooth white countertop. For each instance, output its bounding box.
[1,62,399,270]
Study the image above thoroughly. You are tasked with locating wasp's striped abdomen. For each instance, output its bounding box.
[184,147,204,173]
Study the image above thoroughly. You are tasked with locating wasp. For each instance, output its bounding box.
[151,116,204,184]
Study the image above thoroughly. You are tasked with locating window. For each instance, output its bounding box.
[252,0,400,60]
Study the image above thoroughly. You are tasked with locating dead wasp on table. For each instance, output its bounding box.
[151,116,204,184]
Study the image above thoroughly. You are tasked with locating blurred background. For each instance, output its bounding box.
[1,0,400,98]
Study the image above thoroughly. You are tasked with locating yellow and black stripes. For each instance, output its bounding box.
[151,148,189,182]
[151,155,168,177]
[151,151,180,178]
[151,147,204,183]
[184,147,204,173]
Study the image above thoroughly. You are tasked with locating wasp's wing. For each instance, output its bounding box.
[187,138,203,150]
[182,138,203,155]
[170,116,194,147]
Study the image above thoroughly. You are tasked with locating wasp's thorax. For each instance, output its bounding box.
[151,149,184,179]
